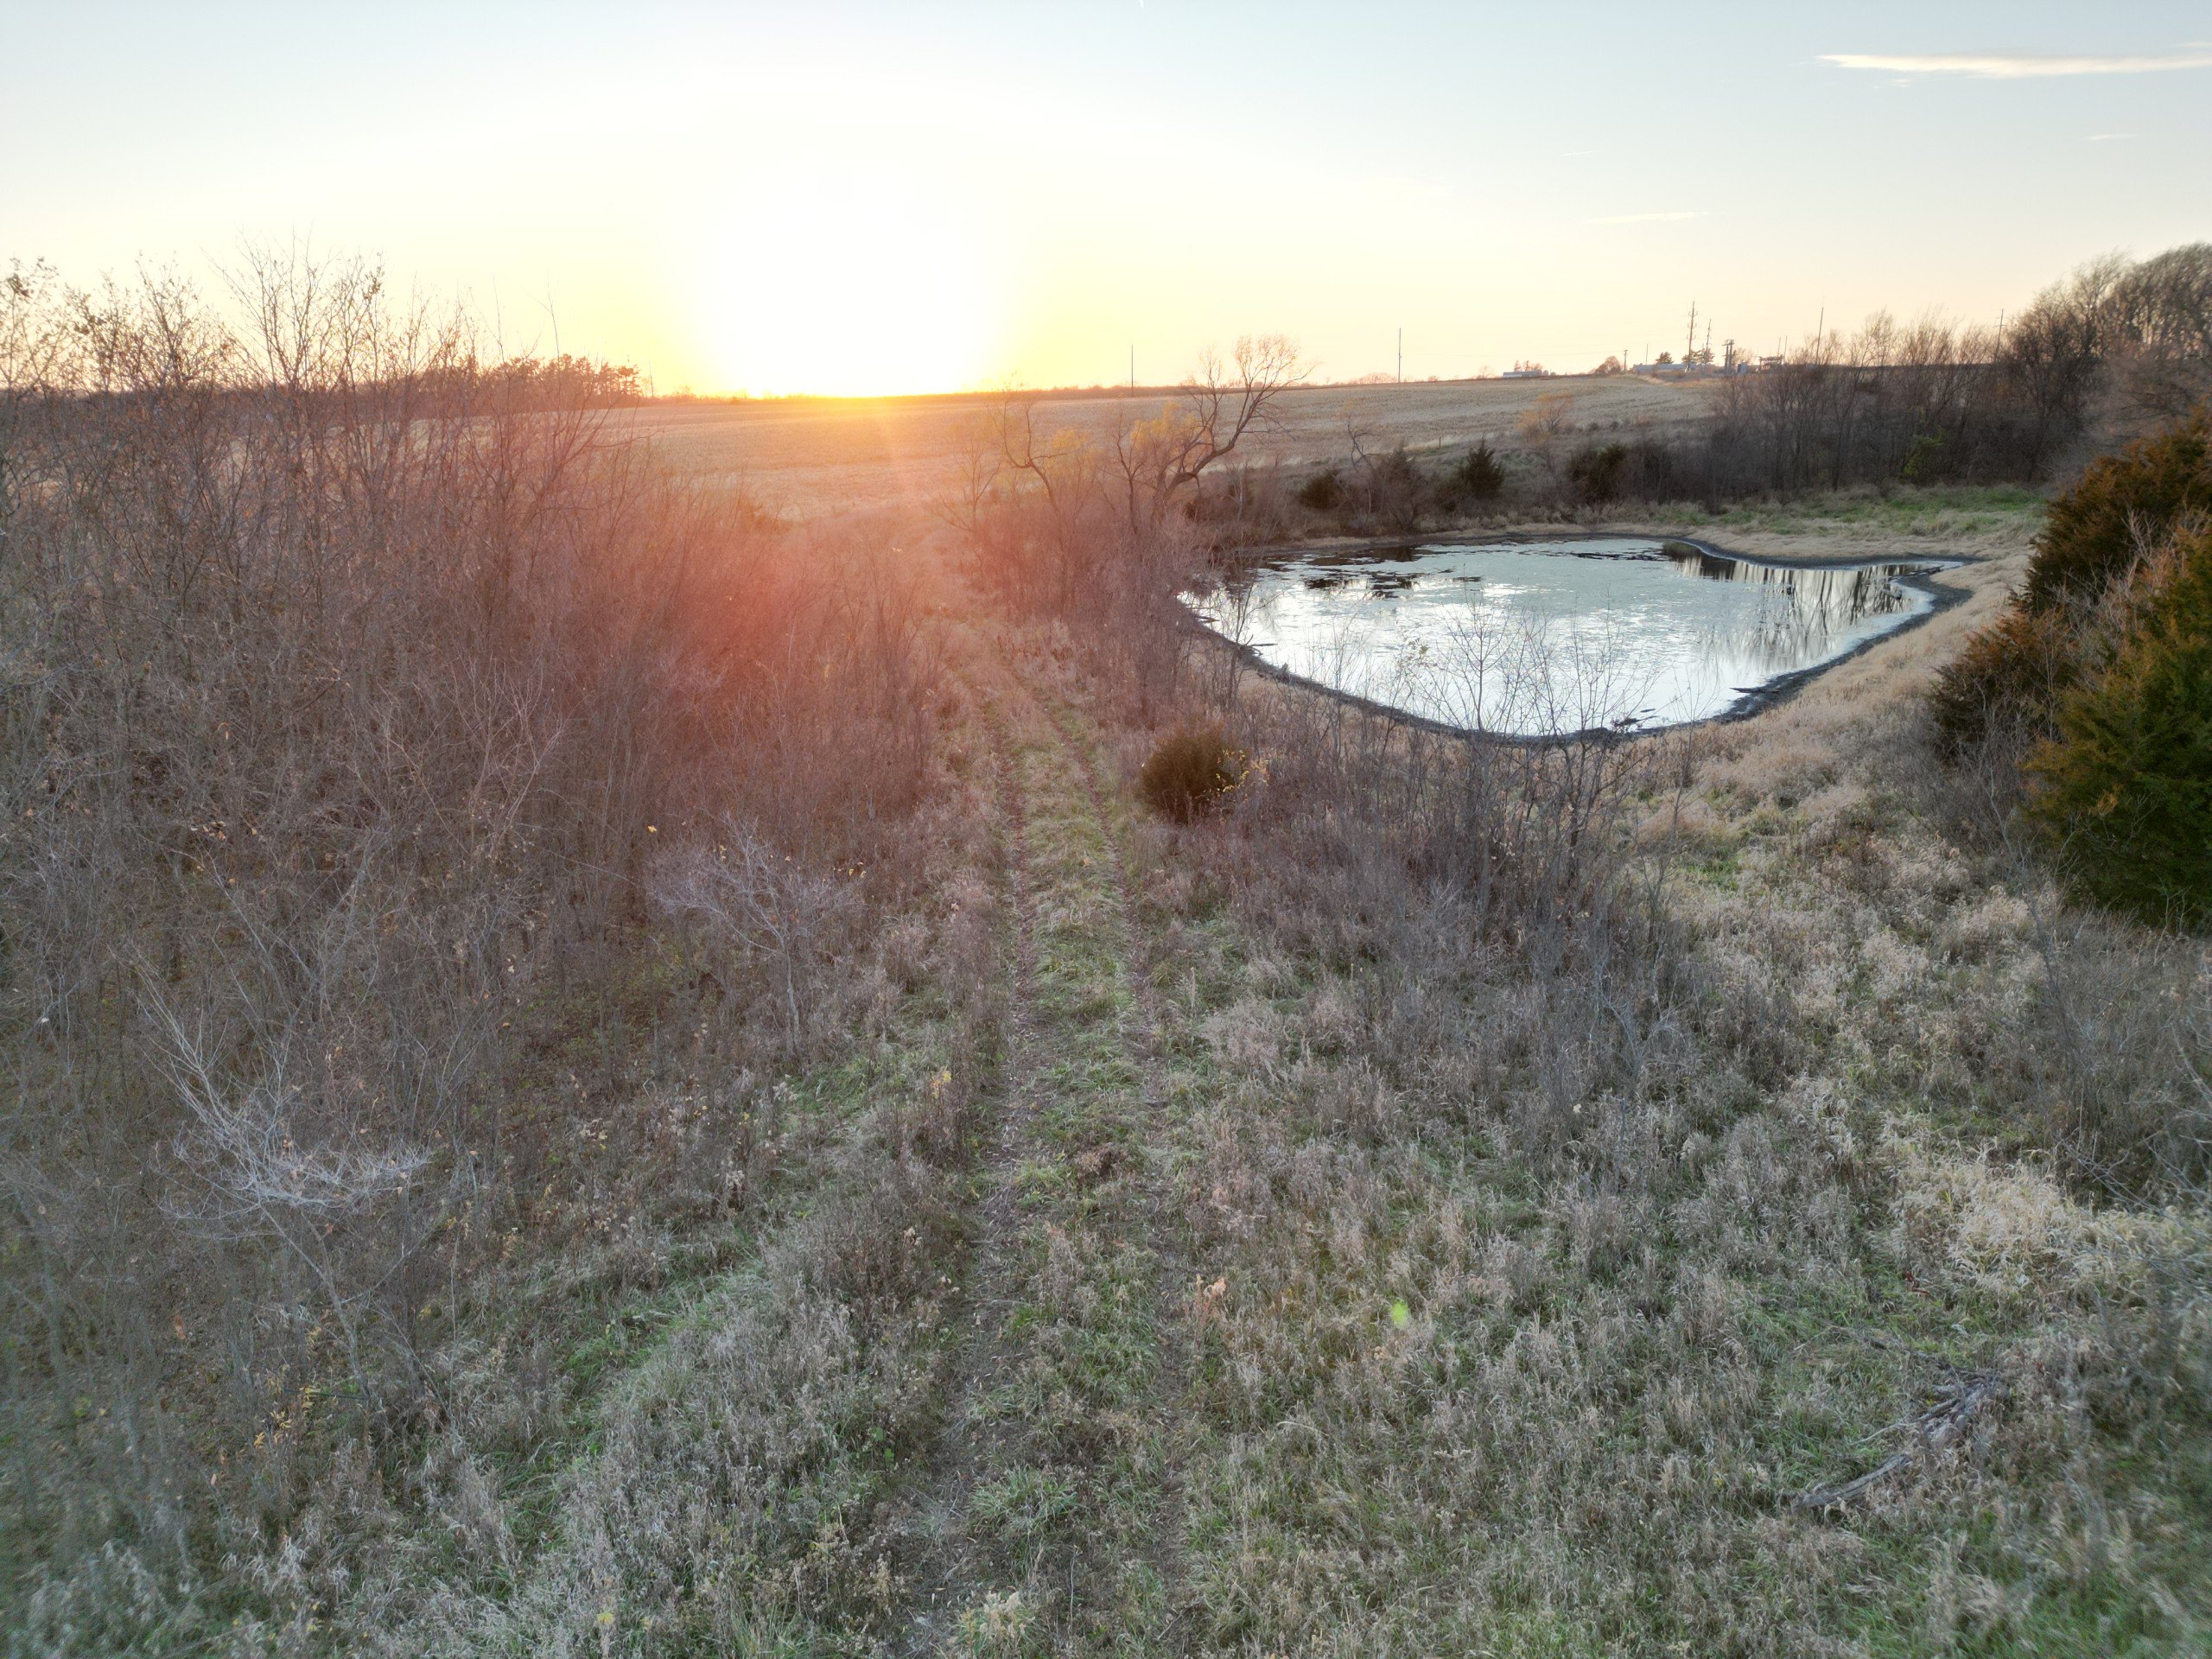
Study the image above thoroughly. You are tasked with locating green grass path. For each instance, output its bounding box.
[896,645,1196,1656]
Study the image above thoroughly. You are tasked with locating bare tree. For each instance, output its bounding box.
[2106,242,2212,433]
[935,405,1006,538]
[2004,252,2129,472]
[1110,334,1305,533]
[1516,389,1578,492]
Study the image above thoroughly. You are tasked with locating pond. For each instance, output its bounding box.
[1190,537,1958,738]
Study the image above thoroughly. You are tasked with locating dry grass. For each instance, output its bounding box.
[1114,491,2212,1654]
[0,259,966,1654]
[612,374,1721,517]
[7,264,2208,1659]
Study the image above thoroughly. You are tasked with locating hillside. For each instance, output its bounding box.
[612,374,1722,515]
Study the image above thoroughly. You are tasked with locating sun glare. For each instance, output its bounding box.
[695,175,996,397]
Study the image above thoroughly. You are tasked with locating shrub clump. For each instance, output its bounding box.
[1448,442,1505,504]
[1929,602,2078,757]
[2023,413,2210,612]
[1935,412,2211,754]
[1295,468,1344,512]
[1567,442,1628,505]
[2027,525,2212,922]
[1139,722,1245,822]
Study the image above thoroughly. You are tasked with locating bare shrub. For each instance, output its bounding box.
[649,822,857,1054]
[0,251,938,1637]
[1214,626,1689,1168]
[1516,389,1579,492]
[1107,334,1305,536]
[2016,905,2209,1190]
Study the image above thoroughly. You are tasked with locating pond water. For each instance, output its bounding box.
[1191,537,1955,737]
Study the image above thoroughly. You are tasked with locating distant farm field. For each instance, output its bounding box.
[614,373,1725,515]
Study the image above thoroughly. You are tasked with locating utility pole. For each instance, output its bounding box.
[1396,327,1402,385]
[1686,301,1697,365]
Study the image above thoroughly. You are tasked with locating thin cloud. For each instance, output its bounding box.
[2085,132,2138,142]
[1823,48,2212,79]
[1587,210,1704,226]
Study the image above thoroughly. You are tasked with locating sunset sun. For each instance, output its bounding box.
[696,175,998,396]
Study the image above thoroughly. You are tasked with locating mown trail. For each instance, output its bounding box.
[897,633,1196,1656]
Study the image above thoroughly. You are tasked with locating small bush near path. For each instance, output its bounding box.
[1138,722,1243,822]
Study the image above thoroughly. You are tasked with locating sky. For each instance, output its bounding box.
[3,2,2208,396]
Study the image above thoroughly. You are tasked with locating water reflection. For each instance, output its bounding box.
[1192,537,1954,736]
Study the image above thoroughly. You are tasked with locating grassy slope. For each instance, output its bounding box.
[308,493,2209,1656]
[1128,489,2212,1656]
